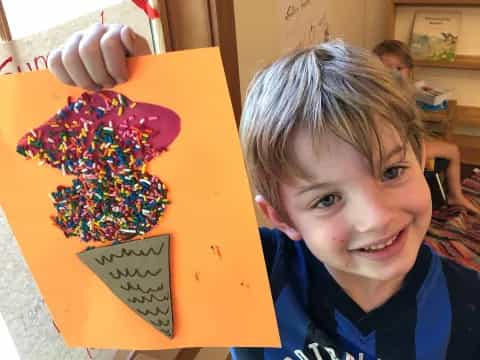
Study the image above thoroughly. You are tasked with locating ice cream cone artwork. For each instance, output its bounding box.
[78,234,173,337]
[0,50,280,349]
[16,90,180,337]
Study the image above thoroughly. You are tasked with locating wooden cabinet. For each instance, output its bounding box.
[422,100,456,140]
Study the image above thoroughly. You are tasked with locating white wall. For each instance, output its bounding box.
[234,0,390,100]
[3,0,121,39]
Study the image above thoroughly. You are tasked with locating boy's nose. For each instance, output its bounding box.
[351,186,395,234]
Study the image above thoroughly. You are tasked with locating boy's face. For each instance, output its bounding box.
[380,54,411,81]
[262,118,431,286]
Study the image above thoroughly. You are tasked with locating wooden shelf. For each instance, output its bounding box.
[414,55,480,70]
[451,104,480,166]
[423,112,448,124]
[394,0,480,6]
[451,134,480,166]
[421,100,456,140]
[456,105,480,127]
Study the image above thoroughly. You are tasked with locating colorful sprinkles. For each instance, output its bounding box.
[16,93,158,177]
[17,91,172,242]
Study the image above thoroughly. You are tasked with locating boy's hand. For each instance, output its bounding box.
[48,23,151,90]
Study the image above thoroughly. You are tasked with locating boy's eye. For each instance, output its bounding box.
[382,166,406,181]
[312,194,341,209]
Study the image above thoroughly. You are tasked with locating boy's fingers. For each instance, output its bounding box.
[101,24,129,84]
[48,23,144,88]
[47,48,75,86]
[119,25,136,56]
[79,24,116,88]
[120,25,151,56]
[61,32,99,90]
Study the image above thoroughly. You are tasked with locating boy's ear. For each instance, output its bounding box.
[255,194,302,241]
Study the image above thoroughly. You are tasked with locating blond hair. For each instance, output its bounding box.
[240,40,423,219]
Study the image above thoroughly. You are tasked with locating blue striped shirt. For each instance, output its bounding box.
[231,228,480,360]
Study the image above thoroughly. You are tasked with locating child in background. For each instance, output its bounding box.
[373,40,479,215]
[48,24,480,359]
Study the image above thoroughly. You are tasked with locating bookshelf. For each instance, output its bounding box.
[388,1,480,71]
[414,55,480,70]
[389,0,480,166]
[388,0,480,58]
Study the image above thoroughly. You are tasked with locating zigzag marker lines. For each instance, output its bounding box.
[136,306,170,316]
[94,244,165,265]
[150,318,170,327]
[120,281,164,294]
[127,294,169,304]
[109,268,162,279]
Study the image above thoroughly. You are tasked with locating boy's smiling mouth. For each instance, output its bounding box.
[360,235,398,251]
[349,228,406,258]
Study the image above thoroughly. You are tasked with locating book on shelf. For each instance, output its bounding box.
[410,12,461,62]
[415,80,453,106]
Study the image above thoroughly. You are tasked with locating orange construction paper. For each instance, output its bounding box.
[0,48,280,349]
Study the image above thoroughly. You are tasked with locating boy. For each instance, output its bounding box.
[49,24,480,359]
[373,40,479,215]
